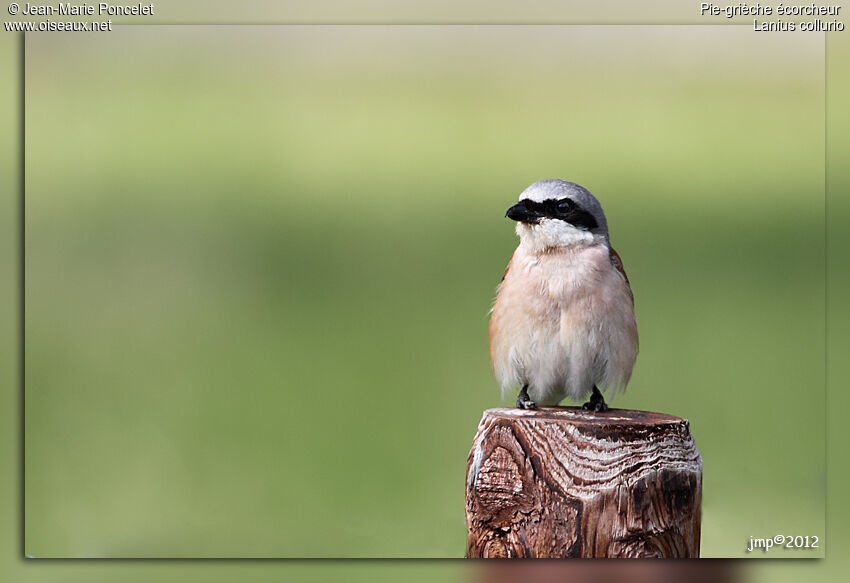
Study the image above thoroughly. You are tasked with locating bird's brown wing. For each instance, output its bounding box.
[609,246,632,287]
[499,250,515,283]
[489,250,515,371]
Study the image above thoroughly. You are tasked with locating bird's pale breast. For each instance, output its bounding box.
[489,243,638,405]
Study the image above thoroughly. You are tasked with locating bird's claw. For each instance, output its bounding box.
[581,400,608,412]
[582,386,608,412]
[516,385,538,410]
[517,396,538,410]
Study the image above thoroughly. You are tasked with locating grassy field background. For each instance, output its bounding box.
[20,26,825,559]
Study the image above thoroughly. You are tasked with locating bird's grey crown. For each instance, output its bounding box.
[518,179,609,237]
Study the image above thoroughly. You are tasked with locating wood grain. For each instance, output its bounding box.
[465,407,702,558]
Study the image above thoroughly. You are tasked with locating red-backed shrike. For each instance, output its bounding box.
[488,180,638,411]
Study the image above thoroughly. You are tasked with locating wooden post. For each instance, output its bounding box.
[465,407,702,559]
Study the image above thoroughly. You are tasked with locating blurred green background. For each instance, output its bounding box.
[17,25,826,560]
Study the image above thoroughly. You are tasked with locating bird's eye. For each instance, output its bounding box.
[556,199,573,214]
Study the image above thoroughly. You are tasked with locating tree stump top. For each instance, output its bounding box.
[480,406,693,435]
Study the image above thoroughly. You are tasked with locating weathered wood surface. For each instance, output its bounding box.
[465,407,702,558]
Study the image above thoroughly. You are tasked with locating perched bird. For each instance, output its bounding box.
[488,180,638,411]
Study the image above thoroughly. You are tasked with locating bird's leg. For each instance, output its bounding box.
[516,385,537,410]
[582,385,608,412]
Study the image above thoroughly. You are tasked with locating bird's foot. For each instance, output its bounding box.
[516,385,538,410]
[582,386,608,412]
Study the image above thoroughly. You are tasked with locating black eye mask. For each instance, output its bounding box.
[505,198,599,231]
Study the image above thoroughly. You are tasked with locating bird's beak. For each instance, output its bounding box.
[505,201,541,223]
